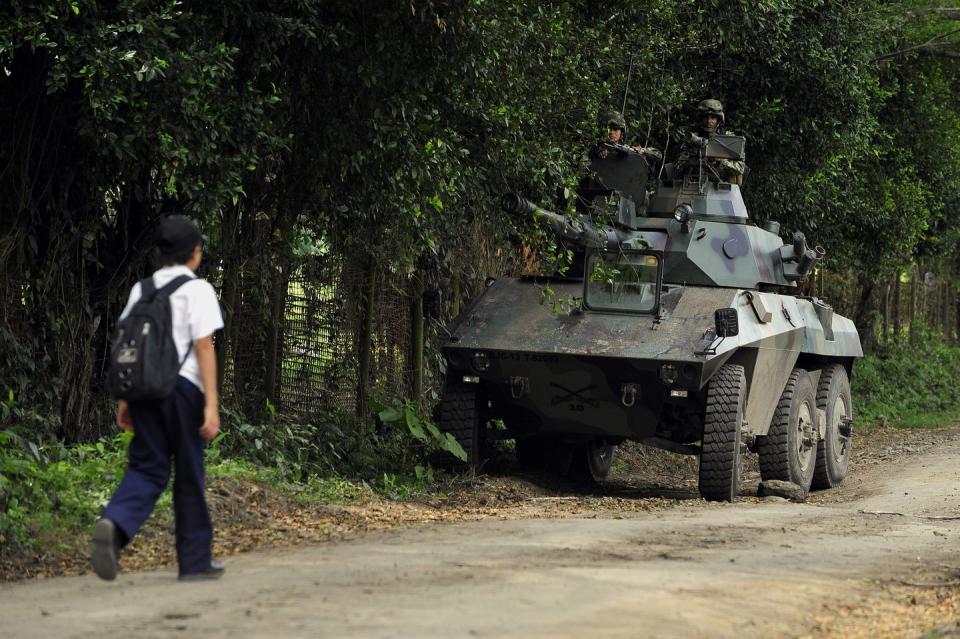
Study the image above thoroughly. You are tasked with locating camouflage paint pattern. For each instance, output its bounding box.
[446,145,862,452]
[445,279,860,443]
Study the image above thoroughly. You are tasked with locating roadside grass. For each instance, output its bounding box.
[0,422,442,561]
[853,331,960,429]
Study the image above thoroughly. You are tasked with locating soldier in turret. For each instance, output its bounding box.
[675,99,746,183]
[586,110,662,162]
[578,110,661,217]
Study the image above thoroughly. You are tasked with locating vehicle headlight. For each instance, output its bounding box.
[659,363,680,385]
[471,351,491,372]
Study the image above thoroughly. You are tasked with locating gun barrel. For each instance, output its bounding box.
[500,193,538,216]
[501,192,610,250]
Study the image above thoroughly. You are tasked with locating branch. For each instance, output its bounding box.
[917,45,960,58]
[907,7,960,20]
[872,26,960,62]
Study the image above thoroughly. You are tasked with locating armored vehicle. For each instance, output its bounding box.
[438,135,861,501]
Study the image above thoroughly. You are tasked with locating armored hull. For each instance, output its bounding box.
[446,277,859,437]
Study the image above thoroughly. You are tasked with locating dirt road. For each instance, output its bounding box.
[3,430,960,639]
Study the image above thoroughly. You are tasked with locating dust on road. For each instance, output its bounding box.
[2,427,959,638]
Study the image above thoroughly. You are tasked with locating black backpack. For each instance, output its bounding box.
[107,275,193,400]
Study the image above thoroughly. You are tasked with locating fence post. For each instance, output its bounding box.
[264,261,291,409]
[356,256,377,418]
[410,274,424,402]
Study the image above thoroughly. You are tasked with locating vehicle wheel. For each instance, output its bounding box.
[757,368,817,492]
[438,381,482,471]
[811,364,852,490]
[569,438,616,482]
[698,363,746,502]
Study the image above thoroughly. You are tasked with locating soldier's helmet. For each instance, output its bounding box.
[696,99,725,124]
[599,109,628,133]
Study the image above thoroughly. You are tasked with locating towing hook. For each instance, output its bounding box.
[508,376,529,399]
[621,383,640,407]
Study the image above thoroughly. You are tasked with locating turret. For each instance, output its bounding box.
[505,134,827,290]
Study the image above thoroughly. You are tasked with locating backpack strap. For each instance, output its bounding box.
[139,277,157,301]
[156,274,195,299]
[137,274,191,302]
[154,274,197,370]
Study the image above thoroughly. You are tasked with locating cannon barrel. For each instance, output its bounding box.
[501,192,613,250]
[500,193,539,217]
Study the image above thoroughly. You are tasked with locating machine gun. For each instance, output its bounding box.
[599,141,642,158]
[672,133,747,188]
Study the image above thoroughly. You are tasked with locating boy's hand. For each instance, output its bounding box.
[199,405,220,441]
[116,400,134,432]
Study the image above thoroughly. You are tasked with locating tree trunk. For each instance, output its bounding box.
[882,280,891,347]
[853,274,876,352]
[218,204,242,397]
[955,286,960,347]
[909,263,918,344]
[942,280,951,342]
[892,271,902,342]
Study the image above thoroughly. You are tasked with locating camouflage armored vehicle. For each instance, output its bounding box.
[438,134,862,501]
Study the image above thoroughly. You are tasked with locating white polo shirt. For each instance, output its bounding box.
[119,265,224,393]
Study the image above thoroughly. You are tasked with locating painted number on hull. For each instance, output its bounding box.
[490,352,560,363]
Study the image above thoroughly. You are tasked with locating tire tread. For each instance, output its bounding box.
[438,381,480,468]
[811,364,852,490]
[699,363,745,502]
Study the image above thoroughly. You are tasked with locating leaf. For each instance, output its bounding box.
[441,434,467,461]
[378,407,404,423]
[404,410,427,441]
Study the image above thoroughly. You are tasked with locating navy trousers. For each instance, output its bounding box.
[103,376,212,576]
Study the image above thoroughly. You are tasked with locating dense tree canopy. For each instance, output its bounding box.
[2,0,960,437]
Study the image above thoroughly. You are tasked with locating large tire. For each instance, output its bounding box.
[757,368,817,492]
[811,364,852,490]
[438,381,482,470]
[698,363,746,502]
[568,438,616,482]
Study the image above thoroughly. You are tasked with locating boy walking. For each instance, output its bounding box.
[93,215,225,581]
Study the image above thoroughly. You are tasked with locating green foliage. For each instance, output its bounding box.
[3,0,960,448]
[378,400,467,462]
[0,428,130,550]
[854,329,960,428]
[211,406,347,483]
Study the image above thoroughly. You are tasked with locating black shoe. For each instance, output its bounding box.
[91,518,119,581]
[178,559,225,581]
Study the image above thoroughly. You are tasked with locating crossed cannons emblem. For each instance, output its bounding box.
[549,382,600,408]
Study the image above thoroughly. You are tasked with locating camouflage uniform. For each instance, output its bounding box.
[675,99,745,183]
[579,110,661,216]
[584,110,662,163]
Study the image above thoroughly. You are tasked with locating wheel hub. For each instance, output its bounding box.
[833,396,849,461]
[797,403,815,471]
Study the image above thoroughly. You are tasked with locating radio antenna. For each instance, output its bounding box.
[621,55,635,114]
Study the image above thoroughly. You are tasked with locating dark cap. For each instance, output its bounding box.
[157,215,206,257]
